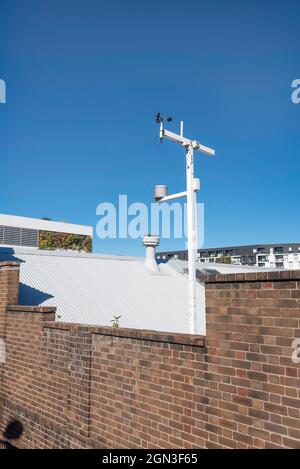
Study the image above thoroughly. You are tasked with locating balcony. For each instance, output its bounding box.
[257,256,267,262]
[275,255,284,261]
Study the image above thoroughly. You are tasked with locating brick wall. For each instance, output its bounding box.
[0,262,19,339]
[202,270,300,449]
[0,263,299,449]
[0,262,20,418]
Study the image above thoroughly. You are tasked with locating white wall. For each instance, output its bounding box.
[0,213,93,236]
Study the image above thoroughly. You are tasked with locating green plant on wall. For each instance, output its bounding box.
[39,231,92,253]
[111,315,121,328]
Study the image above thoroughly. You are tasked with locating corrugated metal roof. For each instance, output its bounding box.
[0,247,205,335]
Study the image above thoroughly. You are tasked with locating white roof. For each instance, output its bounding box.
[0,247,206,335]
[169,259,276,275]
[0,213,92,236]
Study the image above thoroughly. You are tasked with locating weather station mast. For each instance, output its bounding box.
[154,114,215,335]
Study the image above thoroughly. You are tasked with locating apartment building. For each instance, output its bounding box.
[157,243,300,269]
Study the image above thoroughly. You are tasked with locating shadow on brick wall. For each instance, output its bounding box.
[0,419,23,449]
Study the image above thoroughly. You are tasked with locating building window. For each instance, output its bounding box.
[258,255,267,262]
[275,254,284,261]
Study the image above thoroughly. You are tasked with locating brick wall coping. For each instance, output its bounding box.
[0,261,20,269]
[7,305,57,314]
[5,305,204,346]
[197,269,300,284]
[44,322,206,347]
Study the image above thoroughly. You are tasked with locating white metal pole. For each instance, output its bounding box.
[186,145,197,334]
[193,178,198,265]
[157,118,214,334]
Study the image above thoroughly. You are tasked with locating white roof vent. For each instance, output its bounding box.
[143,235,160,273]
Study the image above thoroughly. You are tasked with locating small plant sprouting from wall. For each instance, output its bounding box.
[39,231,92,253]
[111,315,121,328]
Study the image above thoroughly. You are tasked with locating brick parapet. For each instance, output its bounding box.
[197,269,300,284]
[44,322,206,347]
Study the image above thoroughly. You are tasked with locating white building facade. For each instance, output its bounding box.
[0,213,93,251]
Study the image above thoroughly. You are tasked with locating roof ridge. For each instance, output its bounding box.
[0,247,141,262]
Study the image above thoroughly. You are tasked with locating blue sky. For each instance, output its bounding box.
[0,0,299,255]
